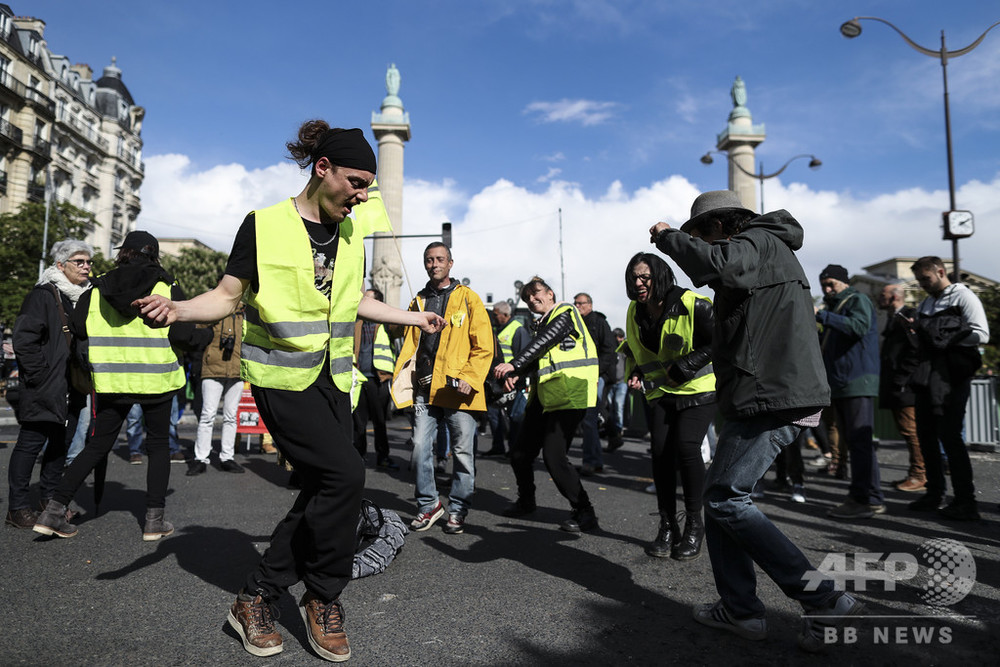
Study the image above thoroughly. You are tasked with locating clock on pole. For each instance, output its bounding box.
[943,210,974,239]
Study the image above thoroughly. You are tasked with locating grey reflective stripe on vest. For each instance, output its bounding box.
[242,342,327,369]
[245,305,328,338]
[565,305,591,357]
[330,321,355,338]
[373,353,394,366]
[692,363,713,379]
[89,336,173,348]
[537,356,599,378]
[91,361,181,374]
[330,355,353,375]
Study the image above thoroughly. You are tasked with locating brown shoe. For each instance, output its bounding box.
[300,592,351,662]
[6,508,38,529]
[896,477,927,492]
[227,594,283,657]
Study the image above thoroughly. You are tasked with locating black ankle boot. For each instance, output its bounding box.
[645,513,680,558]
[672,512,704,561]
[559,503,599,533]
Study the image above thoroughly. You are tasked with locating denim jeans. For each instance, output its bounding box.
[607,381,627,435]
[580,376,606,467]
[704,414,836,619]
[127,396,181,455]
[66,394,91,465]
[412,394,477,516]
[194,377,243,463]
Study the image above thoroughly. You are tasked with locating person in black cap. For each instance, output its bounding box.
[34,231,207,540]
[650,190,862,653]
[134,120,444,662]
[815,263,884,520]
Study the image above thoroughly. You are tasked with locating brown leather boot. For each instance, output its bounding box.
[300,591,351,662]
[227,593,283,657]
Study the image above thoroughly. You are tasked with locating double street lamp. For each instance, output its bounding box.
[840,16,1000,281]
[700,151,821,213]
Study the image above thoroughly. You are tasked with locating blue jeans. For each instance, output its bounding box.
[127,396,181,455]
[66,395,91,465]
[412,394,477,516]
[580,376,606,467]
[704,414,836,618]
[607,381,627,434]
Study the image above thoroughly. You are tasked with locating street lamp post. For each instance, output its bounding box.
[700,151,821,213]
[840,16,1000,282]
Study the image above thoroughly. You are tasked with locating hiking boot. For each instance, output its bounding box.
[693,600,767,641]
[6,508,38,529]
[142,508,175,541]
[501,498,537,518]
[908,493,943,512]
[645,513,679,558]
[33,500,78,538]
[299,592,350,662]
[799,592,864,653]
[228,592,283,657]
[827,497,877,520]
[410,501,445,531]
[672,512,705,561]
[939,500,981,521]
[220,460,245,474]
[39,498,79,522]
[896,477,926,492]
[443,514,465,535]
[559,505,599,533]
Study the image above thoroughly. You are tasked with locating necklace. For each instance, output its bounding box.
[292,197,337,247]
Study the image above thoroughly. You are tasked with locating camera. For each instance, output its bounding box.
[220,334,236,361]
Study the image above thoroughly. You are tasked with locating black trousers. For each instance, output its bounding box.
[352,375,390,460]
[509,399,589,509]
[776,433,806,486]
[648,398,715,517]
[247,377,365,603]
[55,393,173,509]
[915,377,975,504]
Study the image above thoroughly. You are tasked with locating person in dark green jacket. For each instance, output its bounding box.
[815,264,884,520]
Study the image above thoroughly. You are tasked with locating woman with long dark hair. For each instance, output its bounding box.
[622,252,716,560]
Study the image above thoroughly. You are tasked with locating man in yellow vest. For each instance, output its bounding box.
[353,288,398,469]
[135,122,444,663]
[482,300,529,457]
[392,242,494,536]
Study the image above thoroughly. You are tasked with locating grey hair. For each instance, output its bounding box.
[493,301,511,316]
[51,239,94,265]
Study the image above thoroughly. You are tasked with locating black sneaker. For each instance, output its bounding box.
[501,498,537,518]
[220,460,245,474]
[909,494,943,511]
[939,501,981,521]
[799,593,864,653]
[442,514,465,534]
[186,461,208,476]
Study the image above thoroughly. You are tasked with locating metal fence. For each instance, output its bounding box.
[967,376,999,452]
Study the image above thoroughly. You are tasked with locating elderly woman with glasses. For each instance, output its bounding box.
[6,240,93,529]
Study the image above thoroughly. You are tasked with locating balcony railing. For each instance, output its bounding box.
[55,109,109,150]
[0,118,23,145]
[27,183,46,202]
[30,136,51,158]
[0,69,25,97]
[24,87,56,117]
[0,170,7,195]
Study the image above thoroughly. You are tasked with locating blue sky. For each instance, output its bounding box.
[32,0,1000,324]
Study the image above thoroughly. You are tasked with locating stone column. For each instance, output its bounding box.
[715,76,765,213]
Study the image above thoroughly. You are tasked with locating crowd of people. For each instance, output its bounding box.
[3,120,992,662]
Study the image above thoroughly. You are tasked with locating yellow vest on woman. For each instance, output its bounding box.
[242,198,368,392]
[536,302,598,412]
[625,291,715,402]
[87,280,186,394]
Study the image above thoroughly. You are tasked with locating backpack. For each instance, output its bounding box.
[352,499,409,579]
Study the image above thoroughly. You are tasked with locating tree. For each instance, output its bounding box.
[161,246,229,299]
[0,202,93,329]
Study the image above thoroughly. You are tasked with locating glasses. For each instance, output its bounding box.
[66,259,93,267]
[631,274,652,283]
[573,300,590,306]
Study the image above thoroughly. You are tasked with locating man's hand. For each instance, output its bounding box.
[503,374,520,393]
[627,374,642,391]
[493,362,514,379]
[133,295,178,328]
[649,221,671,242]
[417,312,446,334]
[455,379,473,396]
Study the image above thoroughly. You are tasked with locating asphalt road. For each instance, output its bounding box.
[2,402,999,666]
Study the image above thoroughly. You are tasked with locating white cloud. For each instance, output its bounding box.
[537,167,563,183]
[524,99,620,126]
[135,153,1000,330]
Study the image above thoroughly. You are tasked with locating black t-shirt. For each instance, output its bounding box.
[225,205,340,297]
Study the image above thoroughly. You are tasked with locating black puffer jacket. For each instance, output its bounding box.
[655,210,830,418]
[11,284,76,423]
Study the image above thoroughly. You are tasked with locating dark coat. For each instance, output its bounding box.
[816,286,880,399]
[582,310,616,382]
[655,210,830,419]
[11,283,76,423]
[879,306,917,409]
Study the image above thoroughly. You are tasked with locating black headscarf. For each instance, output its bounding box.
[311,128,377,173]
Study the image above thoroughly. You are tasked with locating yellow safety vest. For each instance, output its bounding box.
[372,325,395,373]
[536,302,599,412]
[242,198,368,392]
[625,291,716,401]
[87,280,186,394]
[497,318,523,363]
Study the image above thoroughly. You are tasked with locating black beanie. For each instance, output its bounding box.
[819,264,850,284]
